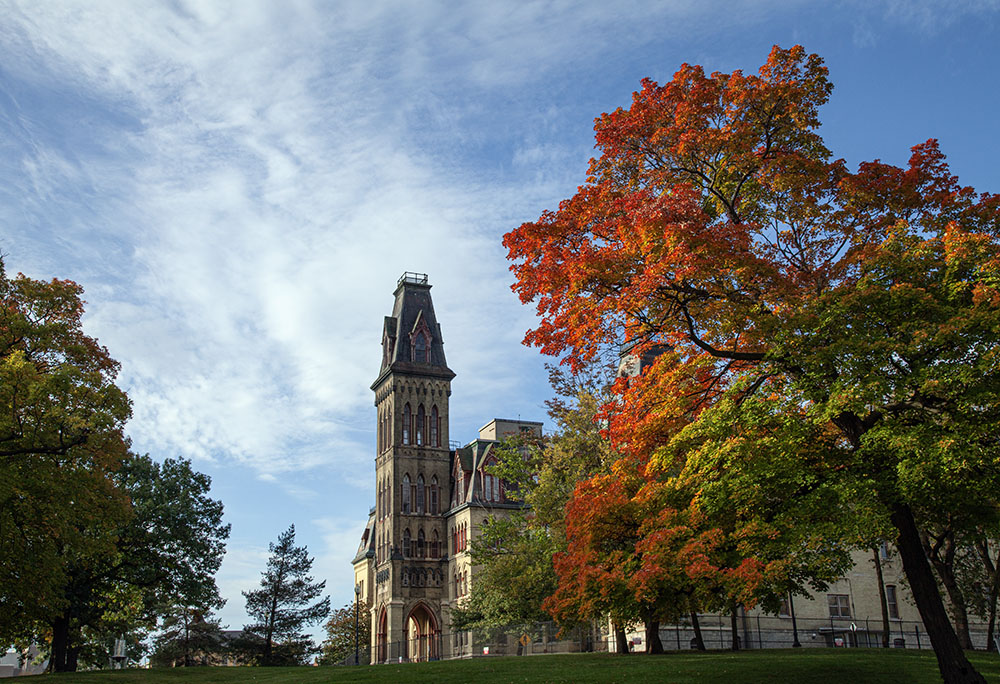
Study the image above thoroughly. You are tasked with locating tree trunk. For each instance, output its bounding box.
[986,546,999,653]
[923,528,974,649]
[614,622,629,654]
[890,503,985,684]
[873,548,891,648]
[50,615,70,673]
[644,619,663,654]
[730,606,740,651]
[974,539,999,653]
[690,612,706,651]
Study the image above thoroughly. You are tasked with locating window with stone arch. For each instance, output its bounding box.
[416,474,425,514]
[430,475,439,514]
[416,404,425,446]
[412,330,430,363]
[402,528,411,557]
[402,403,411,445]
[430,405,439,447]
[401,474,411,514]
[431,529,440,559]
[417,529,426,558]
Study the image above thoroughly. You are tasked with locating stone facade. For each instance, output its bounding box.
[352,274,540,663]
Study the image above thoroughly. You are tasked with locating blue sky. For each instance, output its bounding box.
[2,0,998,638]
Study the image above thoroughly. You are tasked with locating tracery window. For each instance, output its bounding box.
[417,529,426,558]
[430,476,439,514]
[416,475,425,514]
[416,405,425,446]
[402,403,411,445]
[430,406,439,447]
[402,528,411,557]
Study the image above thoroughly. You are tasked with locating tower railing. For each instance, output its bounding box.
[398,272,429,287]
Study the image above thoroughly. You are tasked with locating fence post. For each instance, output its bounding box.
[757,615,762,650]
[675,623,680,650]
[915,625,921,650]
[864,618,870,648]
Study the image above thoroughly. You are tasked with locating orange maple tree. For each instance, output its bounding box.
[505,45,1000,684]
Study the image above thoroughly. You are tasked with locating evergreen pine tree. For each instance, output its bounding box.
[242,525,330,665]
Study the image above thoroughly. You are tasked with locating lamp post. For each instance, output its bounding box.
[788,591,802,648]
[354,583,361,665]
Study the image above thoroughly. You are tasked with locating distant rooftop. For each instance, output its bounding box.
[397,272,429,287]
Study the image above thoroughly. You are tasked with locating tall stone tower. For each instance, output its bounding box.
[369,272,454,662]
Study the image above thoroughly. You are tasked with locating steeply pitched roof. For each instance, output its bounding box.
[372,273,455,388]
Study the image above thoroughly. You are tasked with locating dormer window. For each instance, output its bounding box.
[382,331,395,367]
[410,314,433,364]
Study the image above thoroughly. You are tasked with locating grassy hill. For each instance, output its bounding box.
[39,650,1000,683]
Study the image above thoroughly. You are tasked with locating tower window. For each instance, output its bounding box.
[402,404,411,445]
[402,474,411,514]
[430,476,439,514]
[415,334,426,362]
[416,475,425,514]
[416,405,425,446]
[430,406,439,447]
[402,528,411,558]
[417,529,426,559]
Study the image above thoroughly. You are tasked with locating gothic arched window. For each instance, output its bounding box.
[417,529,426,558]
[416,405,425,446]
[402,528,411,557]
[430,475,439,515]
[431,529,440,559]
[430,405,439,447]
[401,474,411,514]
[416,475,425,514]
[402,404,411,445]
[414,333,428,363]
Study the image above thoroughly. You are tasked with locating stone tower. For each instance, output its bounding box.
[369,272,454,662]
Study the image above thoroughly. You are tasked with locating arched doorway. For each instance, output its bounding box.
[405,603,439,662]
[376,607,388,663]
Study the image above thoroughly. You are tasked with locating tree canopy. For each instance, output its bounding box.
[504,45,1000,684]
[0,260,131,652]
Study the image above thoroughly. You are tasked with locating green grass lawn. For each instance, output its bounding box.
[33,650,1000,683]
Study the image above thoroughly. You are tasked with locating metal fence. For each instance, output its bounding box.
[361,615,997,664]
[655,613,995,652]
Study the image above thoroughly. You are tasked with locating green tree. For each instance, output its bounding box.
[242,525,330,666]
[150,606,225,667]
[45,454,230,672]
[0,260,132,654]
[454,388,617,637]
[319,598,369,665]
